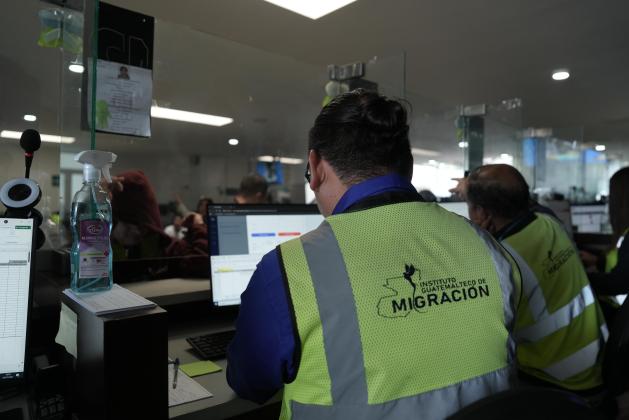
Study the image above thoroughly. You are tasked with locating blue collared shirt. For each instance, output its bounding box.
[226,174,418,403]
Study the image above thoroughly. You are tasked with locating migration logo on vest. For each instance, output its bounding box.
[377,264,491,318]
[543,246,576,276]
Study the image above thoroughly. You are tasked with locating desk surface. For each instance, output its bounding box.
[125,278,211,307]
[167,311,280,419]
[128,278,279,418]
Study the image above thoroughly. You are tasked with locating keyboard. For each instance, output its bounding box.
[186,329,236,360]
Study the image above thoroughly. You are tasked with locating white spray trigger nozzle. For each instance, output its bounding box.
[75,150,117,183]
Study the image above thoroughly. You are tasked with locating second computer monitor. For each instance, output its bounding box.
[0,218,35,384]
[208,204,324,306]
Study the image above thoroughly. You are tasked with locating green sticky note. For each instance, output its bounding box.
[180,360,222,377]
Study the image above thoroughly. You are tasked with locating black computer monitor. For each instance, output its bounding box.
[207,204,324,306]
[0,218,35,385]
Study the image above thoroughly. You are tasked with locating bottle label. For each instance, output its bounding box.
[78,220,110,279]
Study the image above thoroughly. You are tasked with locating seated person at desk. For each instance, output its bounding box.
[581,167,629,323]
[465,164,607,392]
[227,89,522,419]
[109,170,208,274]
[581,167,629,320]
[164,214,187,240]
[234,173,269,204]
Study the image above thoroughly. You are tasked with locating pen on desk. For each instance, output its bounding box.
[173,357,179,389]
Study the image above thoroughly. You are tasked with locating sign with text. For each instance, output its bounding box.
[92,2,154,137]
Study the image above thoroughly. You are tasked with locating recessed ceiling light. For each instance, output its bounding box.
[262,0,357,19]
[552,69,570,81]
[228,138,239,146]
[458,141,468,149]
[23,114,37,122]
[151,105,233,127]
[69,64,84,73]
[595,144,606,152]
[257,155,304,165]
[1,130,75,144]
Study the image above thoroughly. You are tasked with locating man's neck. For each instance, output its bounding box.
[493,211,535,240]
[491,216,512,234]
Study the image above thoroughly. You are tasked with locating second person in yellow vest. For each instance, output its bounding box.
[465,164,607,392]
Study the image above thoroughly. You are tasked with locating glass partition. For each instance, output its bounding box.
[6,0,629,272]
[0,0,97,250]
[407,97,464,199]
[96,18,327,210]
[406,95,524,200]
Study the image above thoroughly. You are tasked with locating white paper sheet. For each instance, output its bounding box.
[63,284,156,316]
[168,367,213,407]
[54,303,78,358]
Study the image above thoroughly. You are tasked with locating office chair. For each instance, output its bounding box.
[447,387,605,420]
[603,297,629,397]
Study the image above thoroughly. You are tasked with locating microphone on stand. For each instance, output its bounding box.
[20,129,41,179]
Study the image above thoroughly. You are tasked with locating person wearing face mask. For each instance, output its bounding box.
[227,90,523,420]
[465,164,607,393]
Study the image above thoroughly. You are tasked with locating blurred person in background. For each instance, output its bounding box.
[164,214,187,240]
[234,173,269,204]
[108,170,208,275]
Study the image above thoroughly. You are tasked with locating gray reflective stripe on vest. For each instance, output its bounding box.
[298,221,516,420]
[466,223,517,363]
[515,284,597,342]
[291,366,515,420]
[501,243,548,321]
[301,221,368,404]
[542,325,608,381]
[501,244,607,344]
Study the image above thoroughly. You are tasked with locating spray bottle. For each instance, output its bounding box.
[70,150,117,293]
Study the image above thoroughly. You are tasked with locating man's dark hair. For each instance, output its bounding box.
[308,89,413,184]
[239,173,268,197]
[467,165,530,220]
[609,166,629,239]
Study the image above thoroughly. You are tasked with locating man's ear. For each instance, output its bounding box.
[472,205,495,232]
[308,150,324,190]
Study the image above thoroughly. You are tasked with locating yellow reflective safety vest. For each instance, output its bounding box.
[278,201,522,420]
[502,213,607,390]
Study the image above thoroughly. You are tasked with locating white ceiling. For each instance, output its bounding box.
[2,0,629,164]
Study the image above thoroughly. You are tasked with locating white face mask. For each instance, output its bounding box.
[112,221,143,247]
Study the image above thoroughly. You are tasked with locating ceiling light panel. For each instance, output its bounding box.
[552,69,570,81]
[151,105,233,127]
[263,0,357,19]
[1,130,75,144]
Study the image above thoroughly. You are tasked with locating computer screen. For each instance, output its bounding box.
[208,205,324,306]
[438,202,469,219]
[0,218,34,382]
[570,204,609,233]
